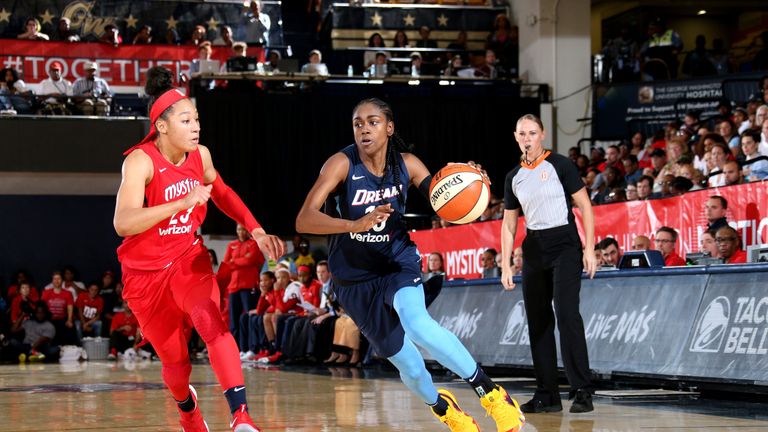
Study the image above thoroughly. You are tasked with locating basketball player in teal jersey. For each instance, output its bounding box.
[296,98,525,432]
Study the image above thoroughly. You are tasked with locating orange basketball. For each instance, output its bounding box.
[429,164,491,224]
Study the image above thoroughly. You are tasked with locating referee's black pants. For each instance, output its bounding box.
[521,225,591,403]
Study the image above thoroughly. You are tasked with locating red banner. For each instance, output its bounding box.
[411,182,768,279]
[0,40,262,89]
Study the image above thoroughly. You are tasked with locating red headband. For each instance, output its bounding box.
[298,265,311,273]
[124,88,188,154]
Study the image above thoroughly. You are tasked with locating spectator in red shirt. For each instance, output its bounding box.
[224,224,265,341]
[598,145,625,175]
[298,266,323,311]
[10,282,37,324]
[264,268,302,363]
[259,269,293,360]
[107,303,140,359]
[41,272,77,345]
[654,226,687,266]
[276,266,325,362]
[6,271,39,303]
[99,24,122,46]
[716,226,747,264]
[75,283,104,338]
[240,271,277,361]
[44,271,77,302]
[265,267,316,363]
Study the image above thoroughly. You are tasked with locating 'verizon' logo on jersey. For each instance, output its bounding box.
[349,232,390,242]
[159,225,192,236]
[164,178,200,202]
[351,185,402,206]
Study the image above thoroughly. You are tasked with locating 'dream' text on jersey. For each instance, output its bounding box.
[350,185,403,206]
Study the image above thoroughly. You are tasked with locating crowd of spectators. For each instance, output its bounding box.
[0,267,147,363]
[8,2,272,47]
[354,13,518,79]
[580,82,768,207]
[579,84,766,264]
[0,1,277,115]
[1,61,111,116]
[1,5,521,117]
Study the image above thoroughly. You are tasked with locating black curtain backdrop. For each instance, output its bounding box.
[0,195,121,290]
[197,83,538,236]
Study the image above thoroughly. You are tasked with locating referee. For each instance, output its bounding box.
[500,114,597,414]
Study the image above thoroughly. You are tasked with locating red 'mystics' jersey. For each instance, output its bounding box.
[117,142,207,271]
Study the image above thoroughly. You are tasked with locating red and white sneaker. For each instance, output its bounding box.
[230,404,261,432]
[179,385,209,432]
[245,349,268,362]
[265,351,282,364]
[253,350,271,361]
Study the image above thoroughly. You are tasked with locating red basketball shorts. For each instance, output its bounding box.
[121,242,219,363]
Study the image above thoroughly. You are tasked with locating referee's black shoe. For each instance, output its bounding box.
[569,389,594,413]
[519,397,563,414]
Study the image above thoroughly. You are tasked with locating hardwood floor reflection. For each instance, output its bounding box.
[0,362,766,431]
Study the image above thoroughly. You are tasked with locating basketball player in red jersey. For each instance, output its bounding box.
[114,67,284,432]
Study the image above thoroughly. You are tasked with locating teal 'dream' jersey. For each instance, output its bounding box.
[326,144,418,282]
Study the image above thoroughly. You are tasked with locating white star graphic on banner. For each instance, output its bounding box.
[206,16,220,32]
[165,15,178,29]
[39,9,55,25]
[403,13,415,27]
[371,12,383,27]
[0,8,11,23]
[125,14,138,29]
[437,13,449,27]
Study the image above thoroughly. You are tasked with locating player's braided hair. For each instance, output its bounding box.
[353,98,413,208]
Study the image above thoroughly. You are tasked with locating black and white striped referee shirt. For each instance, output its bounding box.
[504,151,585,230]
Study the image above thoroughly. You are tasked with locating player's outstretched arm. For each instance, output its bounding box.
[198,145,285,261]
[296,153,392,234]
[114,150,209,237]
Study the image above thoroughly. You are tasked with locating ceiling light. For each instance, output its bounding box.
[697,10,707,15]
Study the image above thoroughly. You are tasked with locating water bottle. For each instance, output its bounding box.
[347,65,354,77]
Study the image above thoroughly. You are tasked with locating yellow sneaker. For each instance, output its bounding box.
[480,386,525,432]
[432,389,481,432]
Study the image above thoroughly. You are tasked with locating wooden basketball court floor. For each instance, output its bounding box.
[1,361,767,431]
